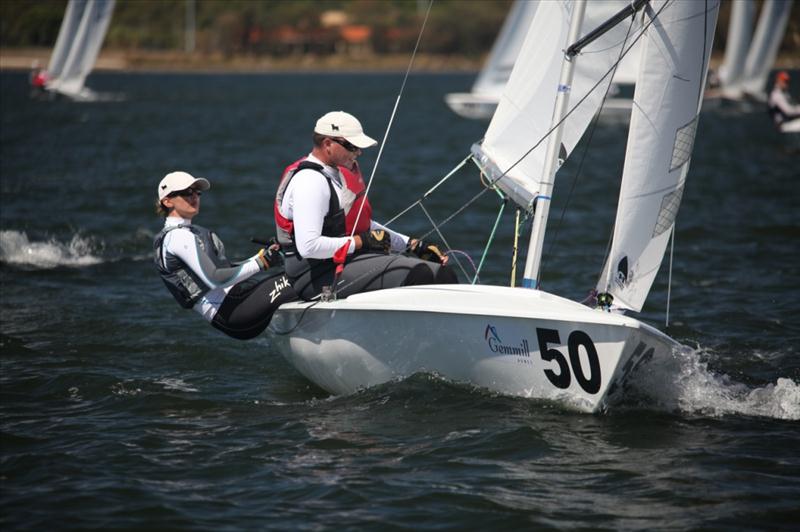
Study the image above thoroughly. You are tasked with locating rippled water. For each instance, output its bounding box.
[1,71,799,529]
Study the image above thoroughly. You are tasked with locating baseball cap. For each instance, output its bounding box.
[314,111,377,149]
[776,70,790,82]
[157,171,211,200]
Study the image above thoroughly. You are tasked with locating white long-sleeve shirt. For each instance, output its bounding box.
[278,153,408,259]
[159,217,262,321]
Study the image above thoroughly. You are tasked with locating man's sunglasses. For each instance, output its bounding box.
[330,137,359,153]
[169,188,202,198]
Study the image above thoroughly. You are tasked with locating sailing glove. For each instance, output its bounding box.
[409,239,446,264]
[256,245,283,269]
[358,229,392,254]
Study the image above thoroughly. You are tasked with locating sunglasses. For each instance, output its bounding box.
[169,188,202,198]
[330,137,360,153]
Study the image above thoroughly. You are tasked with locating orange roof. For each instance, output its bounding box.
[341,25,371,44]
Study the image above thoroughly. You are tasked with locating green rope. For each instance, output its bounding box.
[473,188,507,285]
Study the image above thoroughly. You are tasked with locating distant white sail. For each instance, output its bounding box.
[472,0,539,98]
[738,0,793,99]
[473,0,644,209]
[717,0,755,95]
[48,0,88,81]
[597,0,719,312]
[47,0,116,99]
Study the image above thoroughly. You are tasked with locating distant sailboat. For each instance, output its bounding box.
[711,0,793,103]
[45,0,116,101]
[445,0,539,120]
[445,0,643,120]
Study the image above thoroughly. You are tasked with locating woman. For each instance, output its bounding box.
[154,171,296,339]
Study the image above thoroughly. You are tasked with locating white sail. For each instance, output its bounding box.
[473,0,644,209]
[47,0,116,99]
[47,0,88,80]
[597,0,719,312]
[738,0,793,99]
[717,0,755,96]
[472,0,540,98]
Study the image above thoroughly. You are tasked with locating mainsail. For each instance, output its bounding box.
[46,0,116,99]
[597,0,719,312]
[472,0,646,209]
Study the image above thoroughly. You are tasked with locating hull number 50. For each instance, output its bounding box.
[536,328,601,394]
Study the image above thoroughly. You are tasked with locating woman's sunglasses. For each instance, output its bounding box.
[169,188,202,198]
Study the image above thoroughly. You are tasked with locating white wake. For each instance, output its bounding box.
[0,230,103,268]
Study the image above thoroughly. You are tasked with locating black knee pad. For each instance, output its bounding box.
[435,265,459,284]
[403,263,436,286]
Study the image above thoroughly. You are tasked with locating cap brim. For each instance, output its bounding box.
[191,178,211,191]
[345,133,378,149]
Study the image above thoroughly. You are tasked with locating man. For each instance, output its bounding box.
[768,71,800,129]
[274,111,457,301]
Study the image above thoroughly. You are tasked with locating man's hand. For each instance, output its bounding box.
[357,230,391,254]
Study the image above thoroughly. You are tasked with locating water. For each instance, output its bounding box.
[1,71,799,529]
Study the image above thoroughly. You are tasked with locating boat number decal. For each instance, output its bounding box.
[536,328,601,394]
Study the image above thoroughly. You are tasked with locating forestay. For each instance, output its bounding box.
[472,0,645,210]
[597,0,719,312]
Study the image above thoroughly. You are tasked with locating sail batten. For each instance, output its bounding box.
[597,0,719,313]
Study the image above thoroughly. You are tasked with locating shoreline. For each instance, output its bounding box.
[3,47,798,74]
[0,47,483,73]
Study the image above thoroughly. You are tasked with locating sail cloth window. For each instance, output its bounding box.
[45,0,116,101]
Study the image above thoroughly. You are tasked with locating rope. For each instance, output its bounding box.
[350,0,433,237]
[510,208,521,287]
[473,190,507,284]
[418,202,470,280]
[666,227,674,328]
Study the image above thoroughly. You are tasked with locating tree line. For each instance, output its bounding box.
[1,0,512,56]
[2,1,798,59]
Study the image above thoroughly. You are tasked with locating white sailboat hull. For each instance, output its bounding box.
[779,118,800,134]
[268,285,682,413]
[444,93,499,120]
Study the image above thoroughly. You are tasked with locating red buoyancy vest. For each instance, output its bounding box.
[274,157,373,241]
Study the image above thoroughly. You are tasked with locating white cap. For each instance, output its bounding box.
[157,171,211,200]
[314,111,377,149]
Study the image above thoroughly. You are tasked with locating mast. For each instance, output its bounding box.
[521,0,586,289]
[521,0,649,289]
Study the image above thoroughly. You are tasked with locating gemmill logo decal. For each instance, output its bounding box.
[484,324,531,356]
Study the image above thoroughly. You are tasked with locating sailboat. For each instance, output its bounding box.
[445,1,646,121]
[45,0,116,101]
[444,0,539,120]
[269,0,720,413]
[710,0,793,103]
